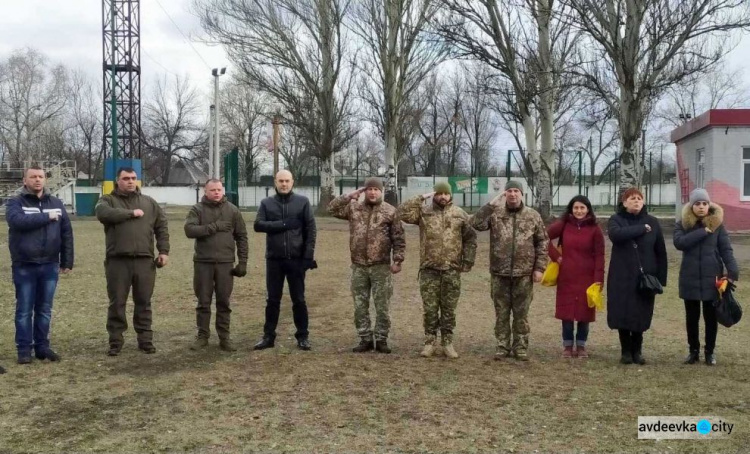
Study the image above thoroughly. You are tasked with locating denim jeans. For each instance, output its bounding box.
[562,320,589,347]
[13,263,60,355]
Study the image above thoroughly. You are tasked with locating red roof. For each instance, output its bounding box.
[670,109,750,144]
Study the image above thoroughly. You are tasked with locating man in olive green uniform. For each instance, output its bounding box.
[329,177,405,354]
[472,180,548,361]
[399,182,476,359]
[95,167,170,356]
[185,179,249,352]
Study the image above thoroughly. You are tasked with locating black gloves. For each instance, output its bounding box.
[210,220,233,233]
[303,259,318,271]
[284,218,302,230]
[230,262,247,277]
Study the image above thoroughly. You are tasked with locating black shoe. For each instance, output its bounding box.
[108,344,122,357]
[138,343,156,354]
[35,350,61,362]
[620,353,633,365]
[684,350,700,364]
[705,352,716,366]
[253,336,275,350]
[297,338,311,351]
[352,339,374,353]
[0,364,6,374]
[632,351,646,365]
[375,340,392,354]
[17,354,32,365]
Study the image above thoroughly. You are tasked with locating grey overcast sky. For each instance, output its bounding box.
[1,0,750,162]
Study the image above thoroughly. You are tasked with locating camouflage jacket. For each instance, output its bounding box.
[328,195,405,266]
[472,202,548,277]
[398,195,477,271]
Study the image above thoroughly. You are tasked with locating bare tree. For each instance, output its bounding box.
[66,70,103,183]
[460,64,496,178]
[221,78,270,185]
[142,75,205,184]
[438,0,579,218]
[197,0,355,211]
[565,0,750,190]
[654,62,750,128]
[0,48,68,166]
[279,123,317,181]
[350,0,445,204]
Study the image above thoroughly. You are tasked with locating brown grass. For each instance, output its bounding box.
[0,213,748,453]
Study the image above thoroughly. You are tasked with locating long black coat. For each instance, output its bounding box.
[674,203,738,301]
[606,206,668,332]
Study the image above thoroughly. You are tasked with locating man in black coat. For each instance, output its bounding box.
[253,169,317,351]
[607,187,667,365]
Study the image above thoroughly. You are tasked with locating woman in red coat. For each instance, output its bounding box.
[547,195,605,358]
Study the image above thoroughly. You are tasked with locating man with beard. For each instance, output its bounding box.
[399,182,476,359]
[328,177,405,353]
[253,170,317,351]
[184,179,248,352]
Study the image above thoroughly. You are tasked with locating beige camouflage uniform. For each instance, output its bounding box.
[329,195,405,342]
[399,195,477,346]
[472,202,548,356]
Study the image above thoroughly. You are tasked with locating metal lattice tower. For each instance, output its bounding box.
[102,0,141,160]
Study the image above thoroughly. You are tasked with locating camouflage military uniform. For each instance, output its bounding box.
[329,195,405,342]
[399,195,477,345]
[472,202,548,356]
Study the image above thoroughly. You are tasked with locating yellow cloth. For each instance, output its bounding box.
[586,283,603,311]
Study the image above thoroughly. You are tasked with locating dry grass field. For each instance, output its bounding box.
[0,211,749,453]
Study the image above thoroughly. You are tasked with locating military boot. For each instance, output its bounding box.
[352,338,374,353]
[190,336,209,351]
[443,343,459,359]
[420,341,436,358]
[375,340,392,354]
[219,338,237,352]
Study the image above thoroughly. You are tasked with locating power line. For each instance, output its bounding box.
[153,0,213,70]
[142,48,179,76]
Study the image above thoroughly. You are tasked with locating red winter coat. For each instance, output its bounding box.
[547,215,605,323]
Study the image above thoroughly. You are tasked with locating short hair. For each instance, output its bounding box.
[204,178,223,188]
[117,167,137,178]
[25,165,45,176]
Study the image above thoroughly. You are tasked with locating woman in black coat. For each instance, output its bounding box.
[607,188,667,365]
[674,188,738,366]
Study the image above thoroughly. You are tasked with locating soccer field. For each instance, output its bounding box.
[1,214,748,452]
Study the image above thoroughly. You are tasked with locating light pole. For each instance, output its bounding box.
[208,105,215,179]
[212,67,227,179]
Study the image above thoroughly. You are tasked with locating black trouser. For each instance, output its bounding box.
[684,300,717,354]
[618,329,643,354]
[264,259,309,340]
[194,262,234,340]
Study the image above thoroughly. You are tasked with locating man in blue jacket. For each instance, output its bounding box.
[5,166,74,364]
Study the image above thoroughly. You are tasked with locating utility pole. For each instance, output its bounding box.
[641,128,646,186]
[272,115,281,176]
[659,144,663,205]
[578,147,582,195]
[208,105,215,179]
[506,150,512,179]
[212,67,226,179]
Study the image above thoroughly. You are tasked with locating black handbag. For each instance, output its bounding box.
[714,281,743,327]
[633,241,663,296]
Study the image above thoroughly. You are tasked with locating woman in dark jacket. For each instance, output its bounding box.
[548,196,605,359]
[674,188,738,366]
[607,188,667,365]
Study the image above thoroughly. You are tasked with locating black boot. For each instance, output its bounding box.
[631,333,646,365]
[0,364,5,374]
[705,350,716,366]
[684,350,700,364]
[297,338,311,351]
[618,330,633,364]
[253,335,275,350]
[375,340,392,354]
[352,338,374,353]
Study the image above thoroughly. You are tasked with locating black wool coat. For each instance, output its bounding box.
[674,203,738,302]
[606,206,668,333]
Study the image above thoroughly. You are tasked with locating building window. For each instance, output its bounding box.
[696,148,705,189]
[743,148,750,198]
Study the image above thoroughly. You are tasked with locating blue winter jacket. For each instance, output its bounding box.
[6,187,74,269]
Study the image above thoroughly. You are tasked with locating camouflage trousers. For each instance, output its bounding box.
[491,275,533,354]
[419,268,461,346]
[351,264,393,341]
